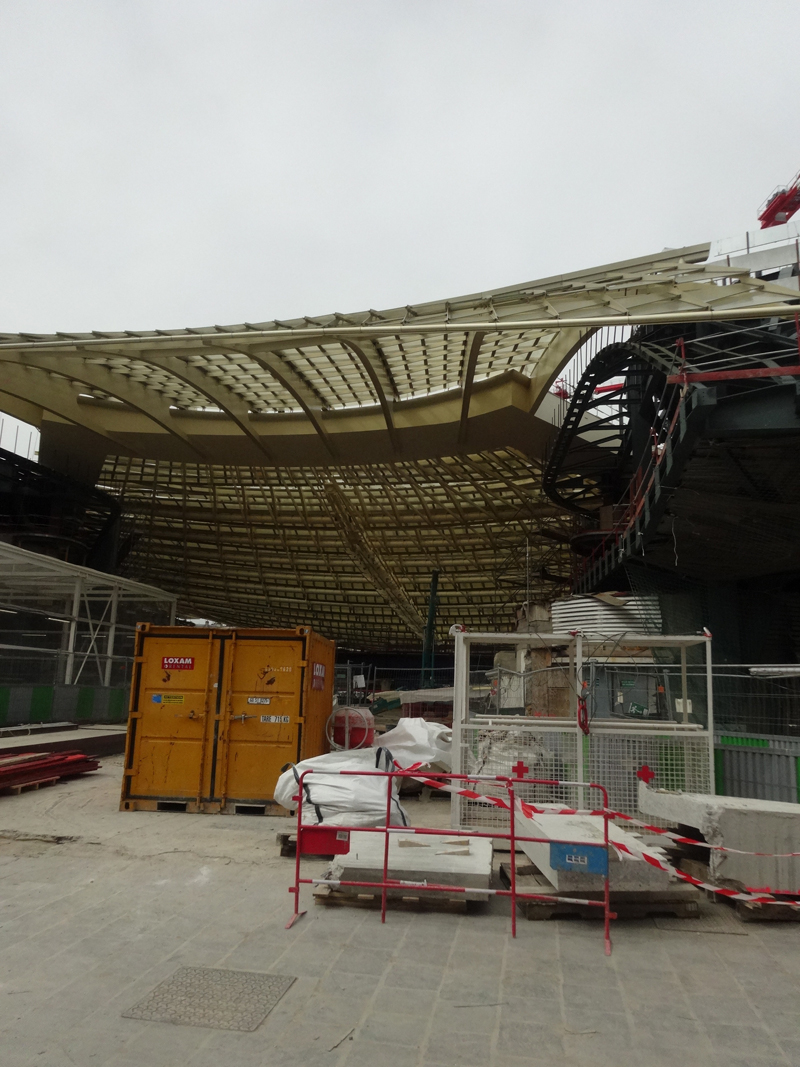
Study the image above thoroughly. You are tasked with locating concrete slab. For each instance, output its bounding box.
[517,812,674,892]
[329,830,493,899]
[639,784,800,891]
[0,724,127,758]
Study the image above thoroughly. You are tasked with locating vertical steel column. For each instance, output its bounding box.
[680,645,689,723]
[450,632,467,830]
[103,585,120,687]
[575,634,584,784]
[63,578,82,686]
[705,636,716,793]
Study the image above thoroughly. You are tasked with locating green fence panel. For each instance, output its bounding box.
[719,735,769,749]
[76,688,95,720]
[30,687,54,723]
[108,689,127,721]
[714,749,726,795]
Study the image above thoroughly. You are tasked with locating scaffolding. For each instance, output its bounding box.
[0,542,176,689]
[451,629,714,825]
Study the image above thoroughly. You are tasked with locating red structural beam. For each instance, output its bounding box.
[667,364,800,384]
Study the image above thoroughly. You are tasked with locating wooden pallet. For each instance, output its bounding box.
[277,832,297,857]
[677,860,800,922]
[0,777,59,796]
[735,898,800,922]
[313,882,467,914]
[499,864,701,920]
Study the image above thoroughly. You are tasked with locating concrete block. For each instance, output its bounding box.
[329,831,493,899]
[516,812,674,892]
[639,784,800,892]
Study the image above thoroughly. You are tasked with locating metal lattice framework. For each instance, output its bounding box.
[2,242,798,468]
[1,241,799,649]
[100,449,574,649]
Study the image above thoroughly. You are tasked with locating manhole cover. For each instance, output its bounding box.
[122,967,296,1031]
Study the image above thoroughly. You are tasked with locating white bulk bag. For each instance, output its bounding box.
[274,747,409,827]
[378,717,453,770]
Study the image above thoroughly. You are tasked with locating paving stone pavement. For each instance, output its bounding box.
[0,760,798,1066]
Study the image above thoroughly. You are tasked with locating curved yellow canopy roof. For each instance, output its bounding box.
[2,241,797,648]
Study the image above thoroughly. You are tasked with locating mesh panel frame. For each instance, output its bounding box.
[456,721,711,830]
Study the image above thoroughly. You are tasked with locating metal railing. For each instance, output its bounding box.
[0,642,134,688]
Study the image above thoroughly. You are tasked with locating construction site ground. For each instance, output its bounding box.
[0,754,798,1067]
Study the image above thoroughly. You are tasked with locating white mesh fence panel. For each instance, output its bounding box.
[456,722,711,831]
[459,724,579,831]
[586,731,711,819]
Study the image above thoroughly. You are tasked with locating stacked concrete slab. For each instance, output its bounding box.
[639,783,800,892]
[327,831,494,900]
[516,812,676,893]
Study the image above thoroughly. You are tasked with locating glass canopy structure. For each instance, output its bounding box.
[1,239,797,650]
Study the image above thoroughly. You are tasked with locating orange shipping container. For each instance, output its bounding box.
[120,625,335,814]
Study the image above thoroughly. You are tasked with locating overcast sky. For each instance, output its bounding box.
[1,1,799,335]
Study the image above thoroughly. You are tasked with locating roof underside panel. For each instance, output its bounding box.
[100,449,575,650]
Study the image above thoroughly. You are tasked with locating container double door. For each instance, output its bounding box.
[123,630,307,811]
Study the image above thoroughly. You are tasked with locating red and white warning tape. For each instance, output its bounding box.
[600,808,800,859]
[393,762,800,906]
[602,828,800,907]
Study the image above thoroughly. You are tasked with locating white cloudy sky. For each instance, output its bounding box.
[1,0,799,336]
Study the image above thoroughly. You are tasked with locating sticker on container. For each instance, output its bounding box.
[162,694,185,705]
[336,831,349,842]
[161,657,195,670]
[311,662,326,691]
[247,696,271,705]
[151,694,162,703]
[260,715,290,724]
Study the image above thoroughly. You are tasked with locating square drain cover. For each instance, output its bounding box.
[122,966,295,1031]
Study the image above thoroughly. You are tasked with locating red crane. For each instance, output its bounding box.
[757,168,800,228]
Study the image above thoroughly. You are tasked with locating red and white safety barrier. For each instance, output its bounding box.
[396,760,800,905]
[287,766,615,953]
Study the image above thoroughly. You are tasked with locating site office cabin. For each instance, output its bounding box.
[120,625,335,814]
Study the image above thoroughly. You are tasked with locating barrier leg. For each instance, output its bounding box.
[602,797,612,955]
[380,773,392,924]
[509,783,517,938]
[286,782,306,929]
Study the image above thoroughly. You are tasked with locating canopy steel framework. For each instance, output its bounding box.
[101,449,574,649]
[2,242,798,470]
[1,240,798,650]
